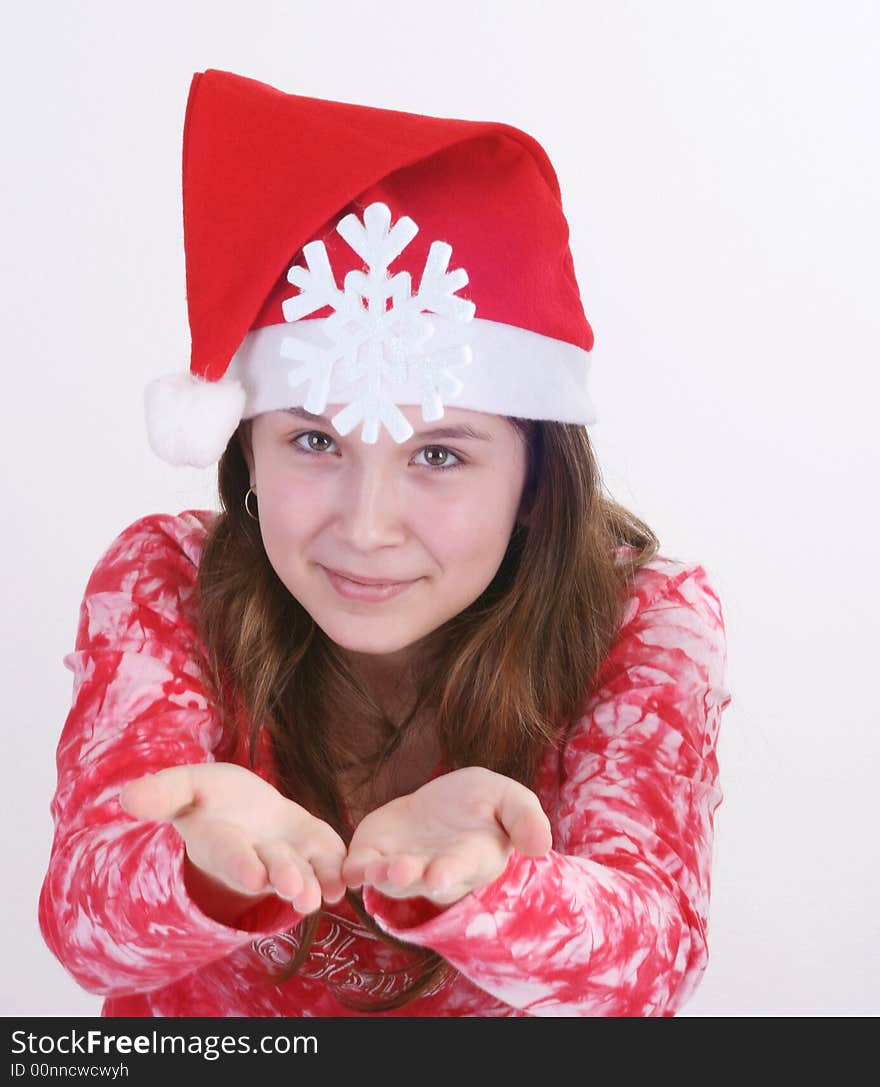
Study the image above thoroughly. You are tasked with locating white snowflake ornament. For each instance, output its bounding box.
[280,201,476,443]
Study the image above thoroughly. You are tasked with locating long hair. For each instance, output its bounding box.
[193,415,660,1011]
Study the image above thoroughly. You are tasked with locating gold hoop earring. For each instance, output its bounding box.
[244,485,259,521]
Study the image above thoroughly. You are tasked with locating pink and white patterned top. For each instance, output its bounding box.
[39,510,731,1017]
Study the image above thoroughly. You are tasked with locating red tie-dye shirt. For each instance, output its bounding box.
[39,510,731,1017]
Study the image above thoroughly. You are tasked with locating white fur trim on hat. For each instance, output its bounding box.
[144,371,247,468]
[226,316,598,436]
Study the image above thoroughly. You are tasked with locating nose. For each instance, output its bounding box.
[335,460,407,549]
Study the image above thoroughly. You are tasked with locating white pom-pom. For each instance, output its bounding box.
[144,371,247,468]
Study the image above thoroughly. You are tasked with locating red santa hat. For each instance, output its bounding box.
[145,68,598,467]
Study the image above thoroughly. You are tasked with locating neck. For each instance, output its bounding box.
[344,647,415,720]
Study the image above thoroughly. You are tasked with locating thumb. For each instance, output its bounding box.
[497,786,553,857]
[119,766,199,823]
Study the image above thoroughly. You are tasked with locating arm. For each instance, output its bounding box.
[361,562,732,1016]
[38,512,302,997]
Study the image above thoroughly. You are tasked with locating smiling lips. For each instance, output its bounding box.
[325,566,412,586]
[321,565,419,603]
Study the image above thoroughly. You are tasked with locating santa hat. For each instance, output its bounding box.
[145,68,598,468]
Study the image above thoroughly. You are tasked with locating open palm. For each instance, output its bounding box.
[342,767,553,905]
[119,762,347,914]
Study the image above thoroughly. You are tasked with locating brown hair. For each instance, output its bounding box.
[194,416,660,1011]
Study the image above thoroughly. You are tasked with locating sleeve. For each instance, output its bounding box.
[38,512,301,998]
[362,562,732,1017]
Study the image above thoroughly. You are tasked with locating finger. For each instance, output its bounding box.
[342,846,384,888]
[252,841,307,902]
[305,849,348,905]
[423,853,472,895]
[385,853,427,889]
[255,842,322,913]
[187,821,270,896]
[119,766,199,823]
[497,788,553,857]
[363,856,394,888]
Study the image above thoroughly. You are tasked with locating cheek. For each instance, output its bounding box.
[255,480,316,567]
[424,488,519,569]
[257,467,323,527]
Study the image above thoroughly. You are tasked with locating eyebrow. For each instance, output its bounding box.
[282,407,493,442]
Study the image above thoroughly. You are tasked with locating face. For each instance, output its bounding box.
[240,403,529,679]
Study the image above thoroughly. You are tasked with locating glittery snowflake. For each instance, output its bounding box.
[280,201,476,443]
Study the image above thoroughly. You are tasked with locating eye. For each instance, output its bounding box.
[290,431,464,470]
[291,431,336,454]
[412,445,463,470]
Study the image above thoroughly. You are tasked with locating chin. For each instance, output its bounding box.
[316,618,417,657]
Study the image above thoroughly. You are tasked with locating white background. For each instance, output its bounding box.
[2,1,877,1017]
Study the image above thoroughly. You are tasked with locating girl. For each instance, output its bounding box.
[39,68,731,1017]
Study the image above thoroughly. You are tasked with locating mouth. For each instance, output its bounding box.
[323,566,413,587]
[320,565,419,603]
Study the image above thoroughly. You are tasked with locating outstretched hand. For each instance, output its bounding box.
[118,764,552,915]
[341,767,553,905]
[119,763,348,915]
